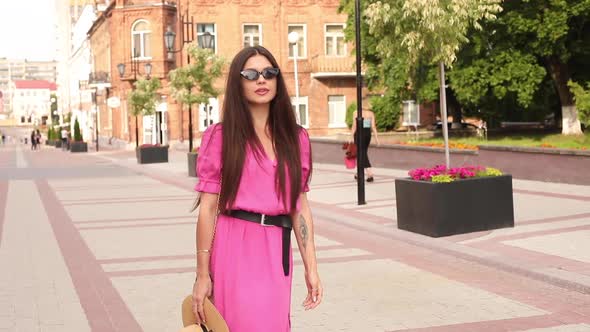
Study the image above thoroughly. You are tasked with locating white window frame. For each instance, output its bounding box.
[291,96,309,128]
[325,23,346,57]
[242,23,262,47]
[328,95,347,128]
[196,23,218,54]
[131,19,152,60]
[288,24,307,59]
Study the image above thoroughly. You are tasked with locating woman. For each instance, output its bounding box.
[30,130,37,150]
[192,46,323,331]
[350,108,380,182]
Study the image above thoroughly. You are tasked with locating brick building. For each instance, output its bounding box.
[86,0,364,148]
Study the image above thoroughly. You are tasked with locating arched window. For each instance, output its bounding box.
[132,20,152,58]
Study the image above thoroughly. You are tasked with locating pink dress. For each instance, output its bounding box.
[195,124,311,332]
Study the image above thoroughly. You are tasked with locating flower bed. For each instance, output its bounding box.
[395,141,479,150]
[409,165,502,183]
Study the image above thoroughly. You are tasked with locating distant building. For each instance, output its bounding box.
[11,80,57,126]
[0,58,57,116]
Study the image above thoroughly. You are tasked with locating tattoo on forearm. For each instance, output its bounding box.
[299,215,308,250]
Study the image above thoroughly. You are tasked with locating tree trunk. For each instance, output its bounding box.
[546,57,583,135]
[439,61,450,168]
[188,104,193,152]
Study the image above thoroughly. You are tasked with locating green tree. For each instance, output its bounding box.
[451,0,590,135]
[339,1,438,130]
[128,78,162,147]
[569,81,590,126]
[169,45,225,151]
[341,0,502,167]
[73,118,82,142]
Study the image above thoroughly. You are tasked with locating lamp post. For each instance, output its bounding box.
[92,107,99,152]
[288,31,301,125]
[164,13,195,64]
[116,61,152,148]
[183,31,214,152]
[354,0,366,205]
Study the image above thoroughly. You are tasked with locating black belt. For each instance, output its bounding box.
[226,210,293,276]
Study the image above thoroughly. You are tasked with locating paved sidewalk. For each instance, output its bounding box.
[1,142,589,331]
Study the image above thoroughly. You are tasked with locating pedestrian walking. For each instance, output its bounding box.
[30,130,37,150]
[36,129,41,148]
[350,107,380,182]
[191,45,322,332]
[61,128,68,151]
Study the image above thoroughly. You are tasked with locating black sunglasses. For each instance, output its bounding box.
[240,67,280,81]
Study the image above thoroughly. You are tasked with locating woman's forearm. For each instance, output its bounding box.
[196,195,218,277]
[292,195,318,273]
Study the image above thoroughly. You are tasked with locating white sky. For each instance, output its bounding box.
[0,0,57,61]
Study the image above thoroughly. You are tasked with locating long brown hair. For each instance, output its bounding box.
[218,46,303,213]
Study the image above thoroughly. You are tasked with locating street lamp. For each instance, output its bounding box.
[198,31,214,50]
[164,27,176,53]
[117,63,125,79]
[354,0,366,205]
[288,31,301,126]
[92,107,99,152]
[183,31,215,153]
[144,63,152,79]
[116,60,152,148]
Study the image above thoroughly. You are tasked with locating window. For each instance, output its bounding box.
[243,24,262,47]
[325,24,346,56]
[291,96,309,128]
[197,23,217,53]
[288,25,307,58]
[131,20,152,58]
[328,95,346,127]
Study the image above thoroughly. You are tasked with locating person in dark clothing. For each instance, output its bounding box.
[35,129,41,147]
[30,130,37,150]
[350,108,380,182]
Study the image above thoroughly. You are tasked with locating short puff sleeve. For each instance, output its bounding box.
[195,124,222,194]
[299,128,312,192]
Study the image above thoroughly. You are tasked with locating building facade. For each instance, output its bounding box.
[0,58,57,117]
[82,0,363,149]
[69,4,98,142]
[173,0,359,138]
[11,80,57,126]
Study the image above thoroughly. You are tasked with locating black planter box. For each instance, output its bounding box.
[188,152,198,177]
[54,140,62,148]
[70,141,88,153]
[395,175,514,237]
[136,145,169,164]
[46,140,53,146]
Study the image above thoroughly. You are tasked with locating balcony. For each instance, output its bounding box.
[88,71,111,88]
[310,55,361,79]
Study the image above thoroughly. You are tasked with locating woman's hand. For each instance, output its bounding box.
[303,270,323,310]
[192,275,213,324]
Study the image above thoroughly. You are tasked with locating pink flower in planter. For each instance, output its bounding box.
[409,165,495,182]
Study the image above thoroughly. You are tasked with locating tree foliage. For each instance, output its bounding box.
[73,118,82,142]
[128,78,162,117]
[451,0,590,133]
[364,0,502,67]
[569,81,590,126]
[339,0,501,128]
[169,45,225,108]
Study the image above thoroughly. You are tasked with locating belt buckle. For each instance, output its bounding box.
[260,214,271,227]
